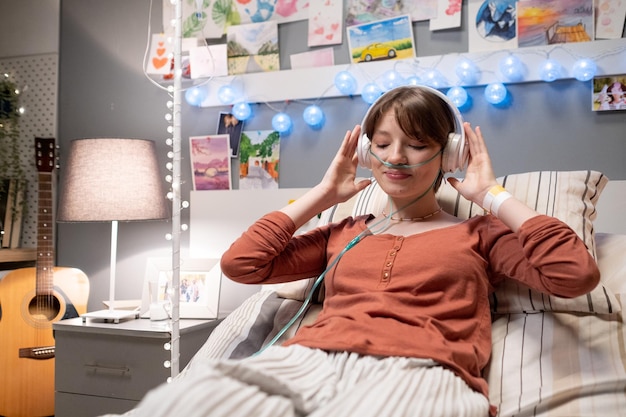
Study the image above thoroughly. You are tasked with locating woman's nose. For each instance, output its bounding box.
[385,144,408,164]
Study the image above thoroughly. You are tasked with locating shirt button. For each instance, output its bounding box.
[390,251,396,256]
[386,262,392,267]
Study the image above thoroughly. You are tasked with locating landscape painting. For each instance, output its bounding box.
[190,134,232,191]
[517,0,594,47]
[227,21,279,75]
[238,130,280,190]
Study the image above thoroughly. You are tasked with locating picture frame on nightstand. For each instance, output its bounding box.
[140,257,221,319]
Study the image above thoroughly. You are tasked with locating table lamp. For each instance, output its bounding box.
[57,138,168,323]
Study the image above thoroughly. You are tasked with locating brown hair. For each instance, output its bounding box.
[362,86,456,150]
[362,86,457,191]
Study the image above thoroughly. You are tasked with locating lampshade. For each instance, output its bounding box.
[57,138,168,222]
[57,138,168,323]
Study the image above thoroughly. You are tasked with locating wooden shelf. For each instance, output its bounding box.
[0,248,36,265]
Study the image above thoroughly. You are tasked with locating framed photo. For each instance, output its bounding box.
[217,112,244,157]
[140,257,221,319]
[593,75,626,111]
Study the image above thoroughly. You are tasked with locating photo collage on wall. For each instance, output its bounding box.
[468,0,626,53]
[149,0,468,79]
[190,112,281,192]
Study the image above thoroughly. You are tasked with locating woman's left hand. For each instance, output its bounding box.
[447,123,499,206]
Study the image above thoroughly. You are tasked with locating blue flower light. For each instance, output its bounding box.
[302,105,325,129]
[232,101,252,121]
[498,55,525,82]
[184,85,208,106]
[540,59,563,82]
[572,58,597,82]
[361,83,383,104]
[334,71,357,95]
[272,112,293,135]
[484,83,508,105]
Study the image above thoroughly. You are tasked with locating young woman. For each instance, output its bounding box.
[125,86,599,417]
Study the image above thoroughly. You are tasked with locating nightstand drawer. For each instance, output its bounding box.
[56,330,169,400]
[56,392,138,417]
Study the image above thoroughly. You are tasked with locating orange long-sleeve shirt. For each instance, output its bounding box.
[220,211,599,406]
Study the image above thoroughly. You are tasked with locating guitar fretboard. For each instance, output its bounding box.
[35,138,56,297]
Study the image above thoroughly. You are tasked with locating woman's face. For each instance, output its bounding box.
[369,109,443,201]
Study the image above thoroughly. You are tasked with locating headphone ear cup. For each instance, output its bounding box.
[357,133,372,169]
[442,132,468,173]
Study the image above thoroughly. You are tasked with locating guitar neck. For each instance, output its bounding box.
[36,170,55,296]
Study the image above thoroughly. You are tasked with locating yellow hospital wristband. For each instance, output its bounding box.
[482,185,512,217]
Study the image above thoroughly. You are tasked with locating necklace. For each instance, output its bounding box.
[381,207,443,222]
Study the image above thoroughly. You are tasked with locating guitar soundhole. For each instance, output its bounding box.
[28,295,61,321]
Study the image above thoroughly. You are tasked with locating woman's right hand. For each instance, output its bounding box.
[280,126,371,228]
[318,125,372,204]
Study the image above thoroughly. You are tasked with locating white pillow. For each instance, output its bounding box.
[596,232,626,295]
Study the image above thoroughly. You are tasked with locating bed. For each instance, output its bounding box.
[111,170,626,417]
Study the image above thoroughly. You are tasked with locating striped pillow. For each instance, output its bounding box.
[278,171,617,314]
[436,170,616,314]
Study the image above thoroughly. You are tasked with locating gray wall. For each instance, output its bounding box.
[57,0,626,311]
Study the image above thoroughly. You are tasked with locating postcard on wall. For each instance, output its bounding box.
[217,112,244,157]
[190,134,232,191]
[227,21,279,75]
[189,44,228,79]
[344,0,436,25]
[146,33,172,75]
[430,0,463,31]
[468,0,518,52]
[592,75,626,111]
[346,15,415,64]
[308,0,343,47]
[517,0,594,48]
[162,0,224,39]
[234,0,309,25]
[239,130,280,190]
[595,0,626,39]
[290,48,335,69]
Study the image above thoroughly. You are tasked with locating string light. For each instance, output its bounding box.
[217,84,239,104]
[572,58,597,82]
[498,55,525,82]
[539,59,563,82]
[484,82,508,105]
[231,101,252,121]
[446,86,469,108]
[361,82,383,104]
[423,68,448,88]
[455,57,481,85]
[334,70,358,95]
[185,85,208,106]
[302,104,325,129]
[272,112,293,135]
[380,69,405,91]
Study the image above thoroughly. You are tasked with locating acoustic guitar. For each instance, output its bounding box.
[0,137,90,417]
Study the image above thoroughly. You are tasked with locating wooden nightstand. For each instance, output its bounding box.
[53,317,220,417]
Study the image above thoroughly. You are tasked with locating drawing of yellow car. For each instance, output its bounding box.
[360,43,397,62]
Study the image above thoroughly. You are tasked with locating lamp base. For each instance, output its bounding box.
[81,309,140,324]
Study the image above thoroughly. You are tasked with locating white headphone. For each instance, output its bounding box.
[357,85,468,173]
